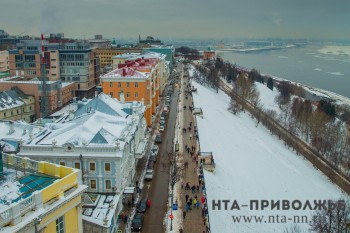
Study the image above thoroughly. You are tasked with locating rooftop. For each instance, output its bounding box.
[0,153,87,231]
[0,88,32,111]
[82,193,120,227]
[101,67,148,79]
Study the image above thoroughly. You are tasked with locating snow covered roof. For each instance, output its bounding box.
[82,193,120,227]
[26,111,128,148]
[113,53,140,59]
[0,89,29,111]
[101,67,148,79]
[0,121,42,142]
[74,93,128,119]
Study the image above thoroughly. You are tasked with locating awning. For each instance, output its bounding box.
[123,187,135,194]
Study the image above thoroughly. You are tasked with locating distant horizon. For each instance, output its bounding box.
[3,29,350,45]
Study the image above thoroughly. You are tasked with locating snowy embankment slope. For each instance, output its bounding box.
[192,81,346,233]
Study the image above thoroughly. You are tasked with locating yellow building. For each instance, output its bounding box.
[0,87,36,123]
[0,153,87,233]
[96,48,142,69]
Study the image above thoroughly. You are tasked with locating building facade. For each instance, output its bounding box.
[0,88,35,122]
[0,153,87,233]
[96,47,142,70]
[0,50,9,73]
[8,40,60,81]
[0,77,76,118]
[102,52,169,126]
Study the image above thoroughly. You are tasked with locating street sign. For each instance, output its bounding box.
[169,214,173,219]
[172,203,178,211]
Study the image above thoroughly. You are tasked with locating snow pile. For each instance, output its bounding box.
[0,168,24,208]
[318,45,350,56]
[192,81,346,233]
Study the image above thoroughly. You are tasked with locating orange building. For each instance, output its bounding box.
[203,47,216,60]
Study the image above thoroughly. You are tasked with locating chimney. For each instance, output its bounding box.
[122,68,126,77]
[8,122,15,134]
[120,91,125,103]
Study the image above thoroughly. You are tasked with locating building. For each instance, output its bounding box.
[0,120,43,153]
[112,53,140,70]
[203,47,216,60]
[9,40,60,81]
[101,51,168,126]
[15,93,147,232]
[138,35,163,47]
[59,42,99,99]
[88,38,111,49]
[0,152,87,233]
[143,45,175,71]
[0,88,36,122]
[0,77,76,118]
[0,50,9,73]
[95,47,142,70]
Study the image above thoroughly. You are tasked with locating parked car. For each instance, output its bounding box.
[137,200,148,213]
[159,124,165,132]
[149,155,157,163]
[155,134,162,143]
[151,145,159,156]
[131,213,144,232]
[144,170,153,180]
[160,119,166,125]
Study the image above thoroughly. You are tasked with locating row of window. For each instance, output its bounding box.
[2,106,33,117]
[90,179,112,190]
[110,92,138,98]
[59,161,111,172]
[109,82,139,88]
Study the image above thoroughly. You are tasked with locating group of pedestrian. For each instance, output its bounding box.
[121,211,128,225]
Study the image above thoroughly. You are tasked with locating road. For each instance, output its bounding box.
[141,77,180,233]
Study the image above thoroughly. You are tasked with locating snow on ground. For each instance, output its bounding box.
[255,82,281,114]
[0,168,24,208]
[192,81,347,233]
[318,45,350,56]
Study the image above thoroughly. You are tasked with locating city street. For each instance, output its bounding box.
[141,78,180,233]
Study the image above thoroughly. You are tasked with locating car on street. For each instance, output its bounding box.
[149,155,156,163]
[131,213,144,232]
[160,119,166,125]
[151,145,159,156]
[137,200,148,213]
[159,124,165,131]
[155,134,162,143]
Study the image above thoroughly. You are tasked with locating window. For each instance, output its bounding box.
[56,216,64,233]
[74,162,81,169]
[126,82,130,87]
[104,163,111,172]
[89,162,96,172]
[105,180,112,190]
[126,92,130,98]
[3,112,6,117]
[59,161,66,166]
[110,92,113,97]
[135,92,138,98]
[134,82,138,87]
[118,82,121,87]
[90,179,97,189]
[109,82,113,87]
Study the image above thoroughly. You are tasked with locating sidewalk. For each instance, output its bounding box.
[179,75,209,233]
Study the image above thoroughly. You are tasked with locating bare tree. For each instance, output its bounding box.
[309,199,350,233]
[283,224,305,233]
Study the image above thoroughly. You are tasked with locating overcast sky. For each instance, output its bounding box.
[1,0,349,40]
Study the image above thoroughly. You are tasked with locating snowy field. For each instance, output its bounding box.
[192,81,347,233]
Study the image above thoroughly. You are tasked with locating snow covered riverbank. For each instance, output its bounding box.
[192,80,347,233]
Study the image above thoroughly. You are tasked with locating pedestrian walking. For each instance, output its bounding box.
[183,210,186,219]
[181,181,184,189]
[124,215,128,224]
[147,199,151,208]
[128,200,131,208]
[185,194,189,202]
[121,212,125,222]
